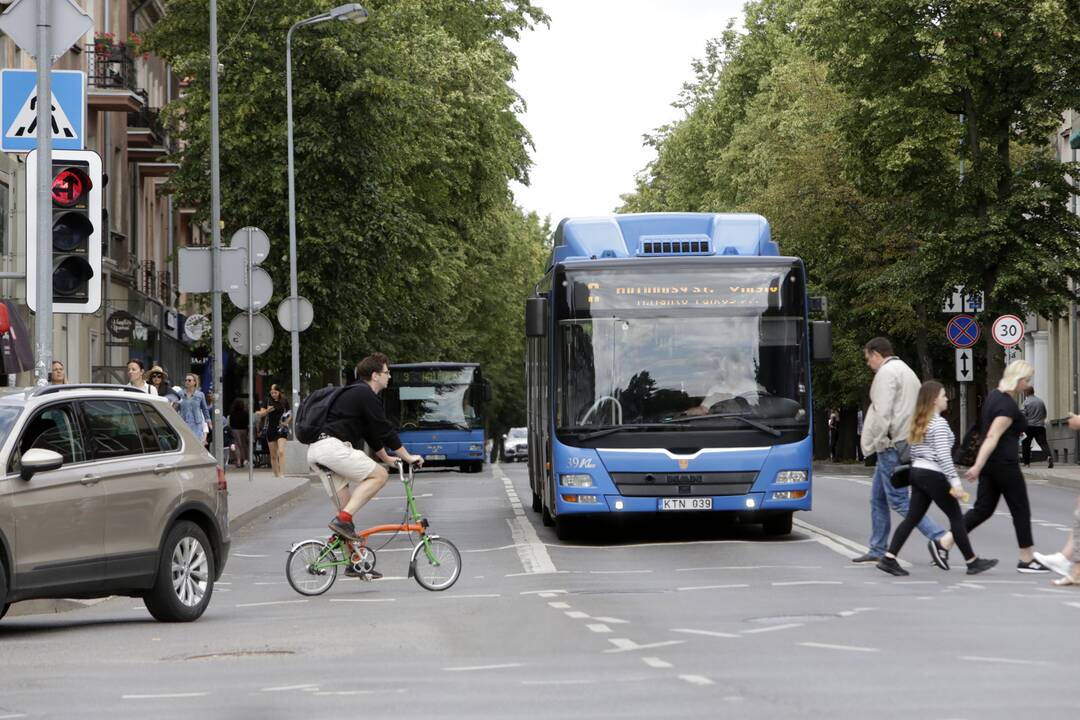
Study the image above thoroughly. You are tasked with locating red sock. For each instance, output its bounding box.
[337,511,353,524]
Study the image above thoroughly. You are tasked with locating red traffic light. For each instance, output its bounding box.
[51,167,92,207]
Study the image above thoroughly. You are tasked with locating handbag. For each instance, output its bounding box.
[890,440,912,488]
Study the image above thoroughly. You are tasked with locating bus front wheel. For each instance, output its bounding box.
[761,512,793,536]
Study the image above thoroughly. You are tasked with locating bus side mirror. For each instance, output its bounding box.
[526,296,547,337]
[811,321,832,362]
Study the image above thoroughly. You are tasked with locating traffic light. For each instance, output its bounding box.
[25,149,103,314]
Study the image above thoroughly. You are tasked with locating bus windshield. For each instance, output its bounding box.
[386,367,483,431]
[555,262,808,432]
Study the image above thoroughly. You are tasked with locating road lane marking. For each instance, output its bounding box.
[798,642,878,653]
[565,610,590,619]
[444,663,525,672]
[672,628,740,639]
[742,623,804,634]
[960,655,1049,666]
[552,538,815,550]
[123,693,209,700]
[521,589,567,596]
[1065,602,1080,609]
[0,714,27,719]
[521,679,594,686]
[235,599,307,608]
[443,593,501,599]
[328,598,396,603]
[793,518,867,560]
[587,623,612,633]
[548,602,571,609]
[261,684,318,692]
[677,584,750,592]
[593,616,629,624]
[771,581,843,587]
[605,638,687,653]
[233,553,267,558]
[496,467,557,574]
[642,657,672,668]
[836,607,877,617]
[679,675,714,686]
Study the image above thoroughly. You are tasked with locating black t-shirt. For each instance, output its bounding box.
[321,383,401,454]
[981,389,1027,465]
[229,410,249,431]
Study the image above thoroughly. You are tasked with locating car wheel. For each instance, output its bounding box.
[144,521,215,622]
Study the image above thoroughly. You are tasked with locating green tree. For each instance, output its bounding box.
[149,0,548,423]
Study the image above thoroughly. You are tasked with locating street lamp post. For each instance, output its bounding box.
[286,3,369,417]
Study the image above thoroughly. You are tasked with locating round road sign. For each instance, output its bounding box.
[229,226,271,265]
[228,313,274,356]
[226,266,273,311]
[946,314,980,349]
[991,314,1024,348]
[184,313,209,342]
[277,296,314,332]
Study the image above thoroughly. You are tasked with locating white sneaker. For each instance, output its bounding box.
[1033,551,1071,577]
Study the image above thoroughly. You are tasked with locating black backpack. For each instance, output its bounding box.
[294,385,350,444]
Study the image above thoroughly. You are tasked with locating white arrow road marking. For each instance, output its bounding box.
[642,657,672,668]
[605,638,687,653]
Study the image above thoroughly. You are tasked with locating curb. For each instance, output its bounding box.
[229,475,318,530]
[815,462,1080,492]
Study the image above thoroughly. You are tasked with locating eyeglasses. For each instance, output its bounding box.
[380,370,391,377]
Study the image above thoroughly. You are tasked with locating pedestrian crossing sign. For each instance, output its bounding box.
[0,69,85,152]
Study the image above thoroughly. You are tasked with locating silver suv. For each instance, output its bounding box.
[0,385,230,623]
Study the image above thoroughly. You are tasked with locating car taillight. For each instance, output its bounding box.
[217,467,227,491]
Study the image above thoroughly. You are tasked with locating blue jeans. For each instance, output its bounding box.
[868,447,944,556]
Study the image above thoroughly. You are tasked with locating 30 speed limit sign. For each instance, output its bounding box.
[991,314,1024,347]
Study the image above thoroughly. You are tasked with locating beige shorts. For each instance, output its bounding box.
[307,436,378,497]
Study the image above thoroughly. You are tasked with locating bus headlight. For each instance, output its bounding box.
[560,474,594,487]
[469,444,483,452]
[775,470,807,484]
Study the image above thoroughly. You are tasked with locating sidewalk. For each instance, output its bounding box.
[7,466,314,618]
[815,460,1080,493]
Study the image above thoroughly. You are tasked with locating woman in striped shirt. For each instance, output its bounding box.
[877,381,997,577]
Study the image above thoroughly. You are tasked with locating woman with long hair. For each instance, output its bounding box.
[126,358,157,395]
[936,360,1051,573]
[178,373,212,444]
[256,384,289,477]
[877,381,996,577]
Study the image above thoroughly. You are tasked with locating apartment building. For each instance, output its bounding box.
[0,0,198,386]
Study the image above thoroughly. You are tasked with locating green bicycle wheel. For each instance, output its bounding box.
[286,540,339,596]
[411,537,461,591]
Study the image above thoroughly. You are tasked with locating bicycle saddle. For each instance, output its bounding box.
[314,463,333,474]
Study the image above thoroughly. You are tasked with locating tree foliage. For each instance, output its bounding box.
[149,0,550,429]
[621,0,1080,406]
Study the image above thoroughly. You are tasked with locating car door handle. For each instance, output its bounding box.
[80,474,102,485]
[153,464,172,476]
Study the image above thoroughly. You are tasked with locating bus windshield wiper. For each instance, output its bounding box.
[573,423,693,441]
[665,413,782,438]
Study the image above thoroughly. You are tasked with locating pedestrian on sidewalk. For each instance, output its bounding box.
[828,409,840,462]
[230,398,250,468]
[936,360,1051,573]
[853,337,947,565]
[1020,386,1053,468]
[876,381,997,577]
[256,384,289,477]
[178,373,212,444]
[125,358,157,395]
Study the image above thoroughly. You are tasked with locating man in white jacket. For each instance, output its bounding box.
[854,337,947,565]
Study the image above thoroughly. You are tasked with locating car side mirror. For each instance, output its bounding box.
[20,448,64,481]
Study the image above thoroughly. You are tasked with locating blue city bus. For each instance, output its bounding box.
[385,362,488,473]
[525,213,831,539]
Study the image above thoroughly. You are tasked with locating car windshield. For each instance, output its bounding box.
[555,261,808,432]
[0,403,22,448]
[508,428,527,439]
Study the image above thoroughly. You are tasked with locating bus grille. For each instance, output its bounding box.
[610,471,757,497]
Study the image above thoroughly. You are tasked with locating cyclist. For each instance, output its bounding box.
[308,353,424,576]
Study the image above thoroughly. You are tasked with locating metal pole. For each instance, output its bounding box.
[1072,142,1079,463]
[958,114,967,434]
[286,23,302,418]
[247,228,254,484]
[209,0,224,467]
[960,383,967,433]
[33,0,53,387]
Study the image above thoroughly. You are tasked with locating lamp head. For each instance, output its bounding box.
[330,3,369,23]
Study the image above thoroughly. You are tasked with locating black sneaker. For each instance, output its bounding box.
[328,517,359,541]
[1017,559,1052,574]
[966,558,998,575]
[876,556,910,577]
[852,552,883,564]
[345,565,383,580]
[1048,457,1054,469]
[928,539,950,571]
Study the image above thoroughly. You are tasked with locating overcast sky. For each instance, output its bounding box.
[508,0,747,223]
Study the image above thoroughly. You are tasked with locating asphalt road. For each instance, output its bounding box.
[2,462,1078,718]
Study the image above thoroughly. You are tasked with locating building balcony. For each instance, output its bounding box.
[86,44,147,113]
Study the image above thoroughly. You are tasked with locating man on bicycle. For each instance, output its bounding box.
[308,353,424,561]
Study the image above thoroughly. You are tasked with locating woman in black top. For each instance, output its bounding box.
[256,384,290,477]
[936,360,1050,573]
[229,398,250,468]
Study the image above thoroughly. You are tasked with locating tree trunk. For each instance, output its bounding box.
[915,304,933,380]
